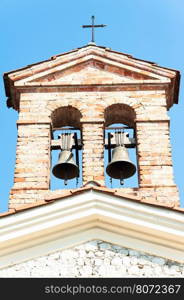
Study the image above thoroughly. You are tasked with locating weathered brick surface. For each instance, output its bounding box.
[82,123,104,185]
[9,122,51,208]
[6,46,180,208]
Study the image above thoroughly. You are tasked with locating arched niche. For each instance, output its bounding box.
[51,106,82,129]
[50,106,83,190]
[104,104,137,188]
[104,103,136,128]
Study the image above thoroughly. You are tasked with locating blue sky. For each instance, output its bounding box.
[0,0,184,212]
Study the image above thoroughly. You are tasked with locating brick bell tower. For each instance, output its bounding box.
[4,44,180,210]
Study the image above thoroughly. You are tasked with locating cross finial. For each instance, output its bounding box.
[82,16,107,44]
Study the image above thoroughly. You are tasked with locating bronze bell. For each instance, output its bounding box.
[106,146,136,182]
[52,150,79,182]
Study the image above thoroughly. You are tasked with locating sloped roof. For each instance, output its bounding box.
[3,44,180,109]
[0,185,184,267]
[1,185,183,219]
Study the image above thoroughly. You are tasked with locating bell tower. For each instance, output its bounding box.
[4,44,180,209]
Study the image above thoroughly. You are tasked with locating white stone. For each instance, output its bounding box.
[163,265,169,273]
[129,250,140,257]
[59,266,69,277]
[86,251,95,258]
[79,250,86,257]
[119,266,127,275]
[67,250,79,258]
[130,257,138,265]
[61,250,74,260]
[74,244,85,250]
[84,258,91,265]
[167,267,181,276]
[98,265,108,276]
[139,256,151,265]
[122,257,131,266]
[84,241,98,251]
[77,258,84,266]
[107,266,119,277]
[103,258,110,265]
[170,265,180,272]
[111,257,122,266]
[154,266,162,276]
[128,266,140,276]
[152,257,166,265]
[99,243,111,250]
[95,251,104,257]
[104,250,113,257]
[112,245,122,251]
[142,266,154,277]
[119,249,129,256]
[80,266,93,276]
[94,259,102,266]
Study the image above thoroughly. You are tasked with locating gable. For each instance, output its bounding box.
[32,63,153,85]
[13,56,169,87]
[29,58,160,84]
[4,44,180,108]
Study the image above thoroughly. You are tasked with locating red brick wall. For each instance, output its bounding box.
[9,86,179,208]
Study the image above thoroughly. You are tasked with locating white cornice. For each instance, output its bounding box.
[0,189,184,268]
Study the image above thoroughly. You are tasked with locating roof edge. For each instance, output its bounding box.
[3,44,180,108]
[1,186,184,219]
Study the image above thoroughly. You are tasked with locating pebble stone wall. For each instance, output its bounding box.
[0,240,183,277]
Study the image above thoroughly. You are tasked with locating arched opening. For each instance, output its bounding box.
[105,103,136,128]
[51,106,82,129]
[50,106,83,190]
[104,104,138,188]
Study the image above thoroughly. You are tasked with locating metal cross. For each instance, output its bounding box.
[82,16,107,43]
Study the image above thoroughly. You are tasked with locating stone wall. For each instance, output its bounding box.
[0,240,183,277]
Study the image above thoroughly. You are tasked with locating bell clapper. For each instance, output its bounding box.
[110,177,112,188]
[64,172,68,186]
[120,178,124,185]
[120,170,124,185]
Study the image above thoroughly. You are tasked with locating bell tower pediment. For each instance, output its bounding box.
[4,45,179,110]
[13,55,171,87]
[30,62,156,86]
[22,57,167,86]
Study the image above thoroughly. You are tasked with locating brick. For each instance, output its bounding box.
[14,178,25,182]
[94,176,104,181]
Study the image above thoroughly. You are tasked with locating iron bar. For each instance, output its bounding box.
[107,132,112,163]
[82,16,107,43]
[74,132,79,177]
